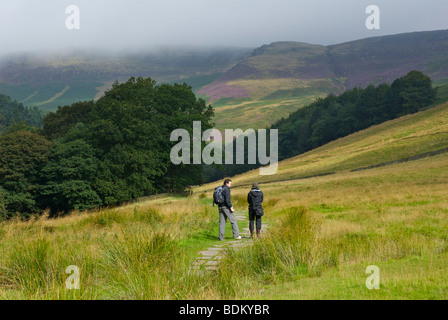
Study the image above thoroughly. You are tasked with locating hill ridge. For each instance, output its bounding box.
[201,29,448,97]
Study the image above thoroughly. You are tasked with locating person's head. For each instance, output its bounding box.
[252,182,259,189]
[224,179,232,188]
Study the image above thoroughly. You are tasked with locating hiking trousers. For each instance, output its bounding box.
[248,209,262,232]
[218,206,240,240]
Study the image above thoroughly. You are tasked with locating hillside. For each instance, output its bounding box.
[197,100,448,191]
[200,29,448,129]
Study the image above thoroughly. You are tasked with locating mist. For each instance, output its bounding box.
[1,0,447,57]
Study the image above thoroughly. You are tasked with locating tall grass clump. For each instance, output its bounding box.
[3,235,101,299]
[232,194,249,208]
[219,207,324,284]
[132,207,163,225]
[80,208,128,228]
[100,229,186,299]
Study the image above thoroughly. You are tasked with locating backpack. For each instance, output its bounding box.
[213,186,225,206]
[254,206,264,217]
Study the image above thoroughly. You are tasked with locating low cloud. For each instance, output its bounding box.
[0,0,447,56]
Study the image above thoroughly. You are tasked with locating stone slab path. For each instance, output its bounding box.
[190,210,269,273]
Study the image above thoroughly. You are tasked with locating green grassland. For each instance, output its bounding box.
[209,79,339,130]
[211,97,318,130]
[1,105,448,300]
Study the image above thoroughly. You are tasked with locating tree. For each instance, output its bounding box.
[42,101,94,140]
[87,98,165,204]
[385,71,436,118]
[0,94,43,132]
[354,84,378,127]
[0,131,52,218]
[152,83,214,192]
[77,77,215,203]
[5,121,41,134]
[39,139,102,217]
[399,70,437,115]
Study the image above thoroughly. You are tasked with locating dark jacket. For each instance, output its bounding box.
[219,185,232,208]
[247,188,263,212]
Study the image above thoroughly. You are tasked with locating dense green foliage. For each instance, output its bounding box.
[77,78,213,206]
[0,94,43,132]
[0,77,214,218]
[42,101,94,140]
[0,131,53,219]
[39,139,102,217]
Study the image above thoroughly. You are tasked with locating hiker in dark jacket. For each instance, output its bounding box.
[218,179,241,241]
[247,182,264,238]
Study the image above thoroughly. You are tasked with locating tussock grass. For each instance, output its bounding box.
[0,197,223,299]
[218,204,445,293]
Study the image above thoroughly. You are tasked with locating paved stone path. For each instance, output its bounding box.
[190,210,269,273]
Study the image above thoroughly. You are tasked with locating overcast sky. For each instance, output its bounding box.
[1,0,447,56]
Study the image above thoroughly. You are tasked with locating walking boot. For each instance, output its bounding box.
[256,228,261,238]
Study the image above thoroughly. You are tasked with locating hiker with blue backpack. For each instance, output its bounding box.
[214,179,241,241]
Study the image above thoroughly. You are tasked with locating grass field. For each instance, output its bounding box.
[1,102,448,300]
[203,78,338,130]
[211,97,319,130]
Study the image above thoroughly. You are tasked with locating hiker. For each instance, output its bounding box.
[247,182,264,238]
[216,179,241,241]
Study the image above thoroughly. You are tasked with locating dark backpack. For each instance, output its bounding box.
[213,186,225,206]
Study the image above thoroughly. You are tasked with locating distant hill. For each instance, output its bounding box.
[199,29,448,129]
[0,47,252,112]
[201,30,448,101]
